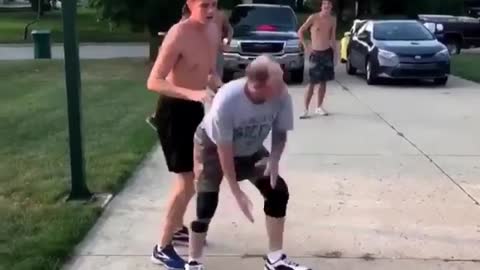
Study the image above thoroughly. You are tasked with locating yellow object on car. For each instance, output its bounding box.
[340,32,351,63]
[340,19,368,64]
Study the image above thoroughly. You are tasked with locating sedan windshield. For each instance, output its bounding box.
[229,6,297,32]
[374,22,435,41]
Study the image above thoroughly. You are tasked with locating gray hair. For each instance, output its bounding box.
[246,54,283,84]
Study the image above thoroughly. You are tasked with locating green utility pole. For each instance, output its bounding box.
[62,0,92,201]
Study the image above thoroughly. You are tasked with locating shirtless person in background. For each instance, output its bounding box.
[298,0,337,118]
[214,9,233,79]
[146,0,222,268]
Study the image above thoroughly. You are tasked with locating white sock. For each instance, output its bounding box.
[267,250,283,262]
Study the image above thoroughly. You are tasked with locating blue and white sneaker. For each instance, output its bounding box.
[151,244,186,269]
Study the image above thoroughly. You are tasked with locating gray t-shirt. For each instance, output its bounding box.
[201,78,294,157]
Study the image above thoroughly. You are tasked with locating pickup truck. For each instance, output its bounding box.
[418,14,480,54]
[222,4,305,83]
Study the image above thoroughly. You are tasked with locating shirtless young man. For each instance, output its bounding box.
[298,0,337,118]
[146,3,224,130]
[213,9,233,79]
[185,55,311,270]
[146,0,222,268]
[181,4,232,79]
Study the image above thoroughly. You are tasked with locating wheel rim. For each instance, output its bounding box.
[447,43,458,55]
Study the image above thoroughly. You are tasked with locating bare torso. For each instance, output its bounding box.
[310,13,335,51]
[167,20,220,90]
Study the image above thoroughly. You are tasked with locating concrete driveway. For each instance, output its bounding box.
[63,67,480,270]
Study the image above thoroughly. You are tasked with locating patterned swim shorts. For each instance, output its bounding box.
[309,48,335,84]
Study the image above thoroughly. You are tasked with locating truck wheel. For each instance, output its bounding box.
[434,77,448,86]
[222,70,234,83]
[291,67,304,84]
[446,39,461,55]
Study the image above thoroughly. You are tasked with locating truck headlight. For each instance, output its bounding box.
[285,39,301,53]
[378,49,399,67]
[436,23,444,32]
[224,39,240,52]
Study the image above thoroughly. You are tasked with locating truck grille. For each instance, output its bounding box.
[240,42,284,54]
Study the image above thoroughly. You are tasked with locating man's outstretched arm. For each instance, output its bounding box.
[217,143,240,192]
[270,129,287,164]
[269,91,294,181]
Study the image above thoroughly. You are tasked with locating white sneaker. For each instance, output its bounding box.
[299,111,310,119]
[264,254,311,270]
[185,261,205,270]
[315,107,328,116]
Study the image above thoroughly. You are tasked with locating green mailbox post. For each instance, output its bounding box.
[62,0,92,201]
[31,30,52,59]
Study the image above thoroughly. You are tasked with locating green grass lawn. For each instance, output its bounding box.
[0,9,148,43]
[0,59,157,270]
[451,53,480,83]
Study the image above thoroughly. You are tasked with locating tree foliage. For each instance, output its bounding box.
[88,0,185,36]
[89,0,467,36]
[304,0,465,20]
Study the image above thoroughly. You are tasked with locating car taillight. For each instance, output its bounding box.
[256,24,277,31]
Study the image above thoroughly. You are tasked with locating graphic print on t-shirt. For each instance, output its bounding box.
[233,114,275,149]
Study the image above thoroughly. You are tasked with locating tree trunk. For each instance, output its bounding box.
[357,0,370,18]
[337,0,345,21]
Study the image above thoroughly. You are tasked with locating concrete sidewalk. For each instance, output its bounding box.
[0,43,149,60]
[63,72,480,270]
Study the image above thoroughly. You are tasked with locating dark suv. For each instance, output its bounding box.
[223,4,304,83]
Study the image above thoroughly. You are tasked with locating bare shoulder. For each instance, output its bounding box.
[164,22,185,42]
[309,12,319,21]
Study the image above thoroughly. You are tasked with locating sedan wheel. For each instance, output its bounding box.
[365,60,377,85]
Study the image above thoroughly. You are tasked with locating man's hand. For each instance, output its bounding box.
[231,188,254,223]
[189,90,214,103]
[264,160,279,189]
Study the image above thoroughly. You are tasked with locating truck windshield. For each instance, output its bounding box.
[374,22,435,41]
[229,6,297,32]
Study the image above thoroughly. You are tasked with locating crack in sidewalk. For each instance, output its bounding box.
[336,80,480,206]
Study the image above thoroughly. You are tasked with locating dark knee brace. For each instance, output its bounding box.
[262,176,290,218]
[191,192,219,233]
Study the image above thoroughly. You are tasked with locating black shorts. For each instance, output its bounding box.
[309,48,335,84]
[154,96,204,173]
